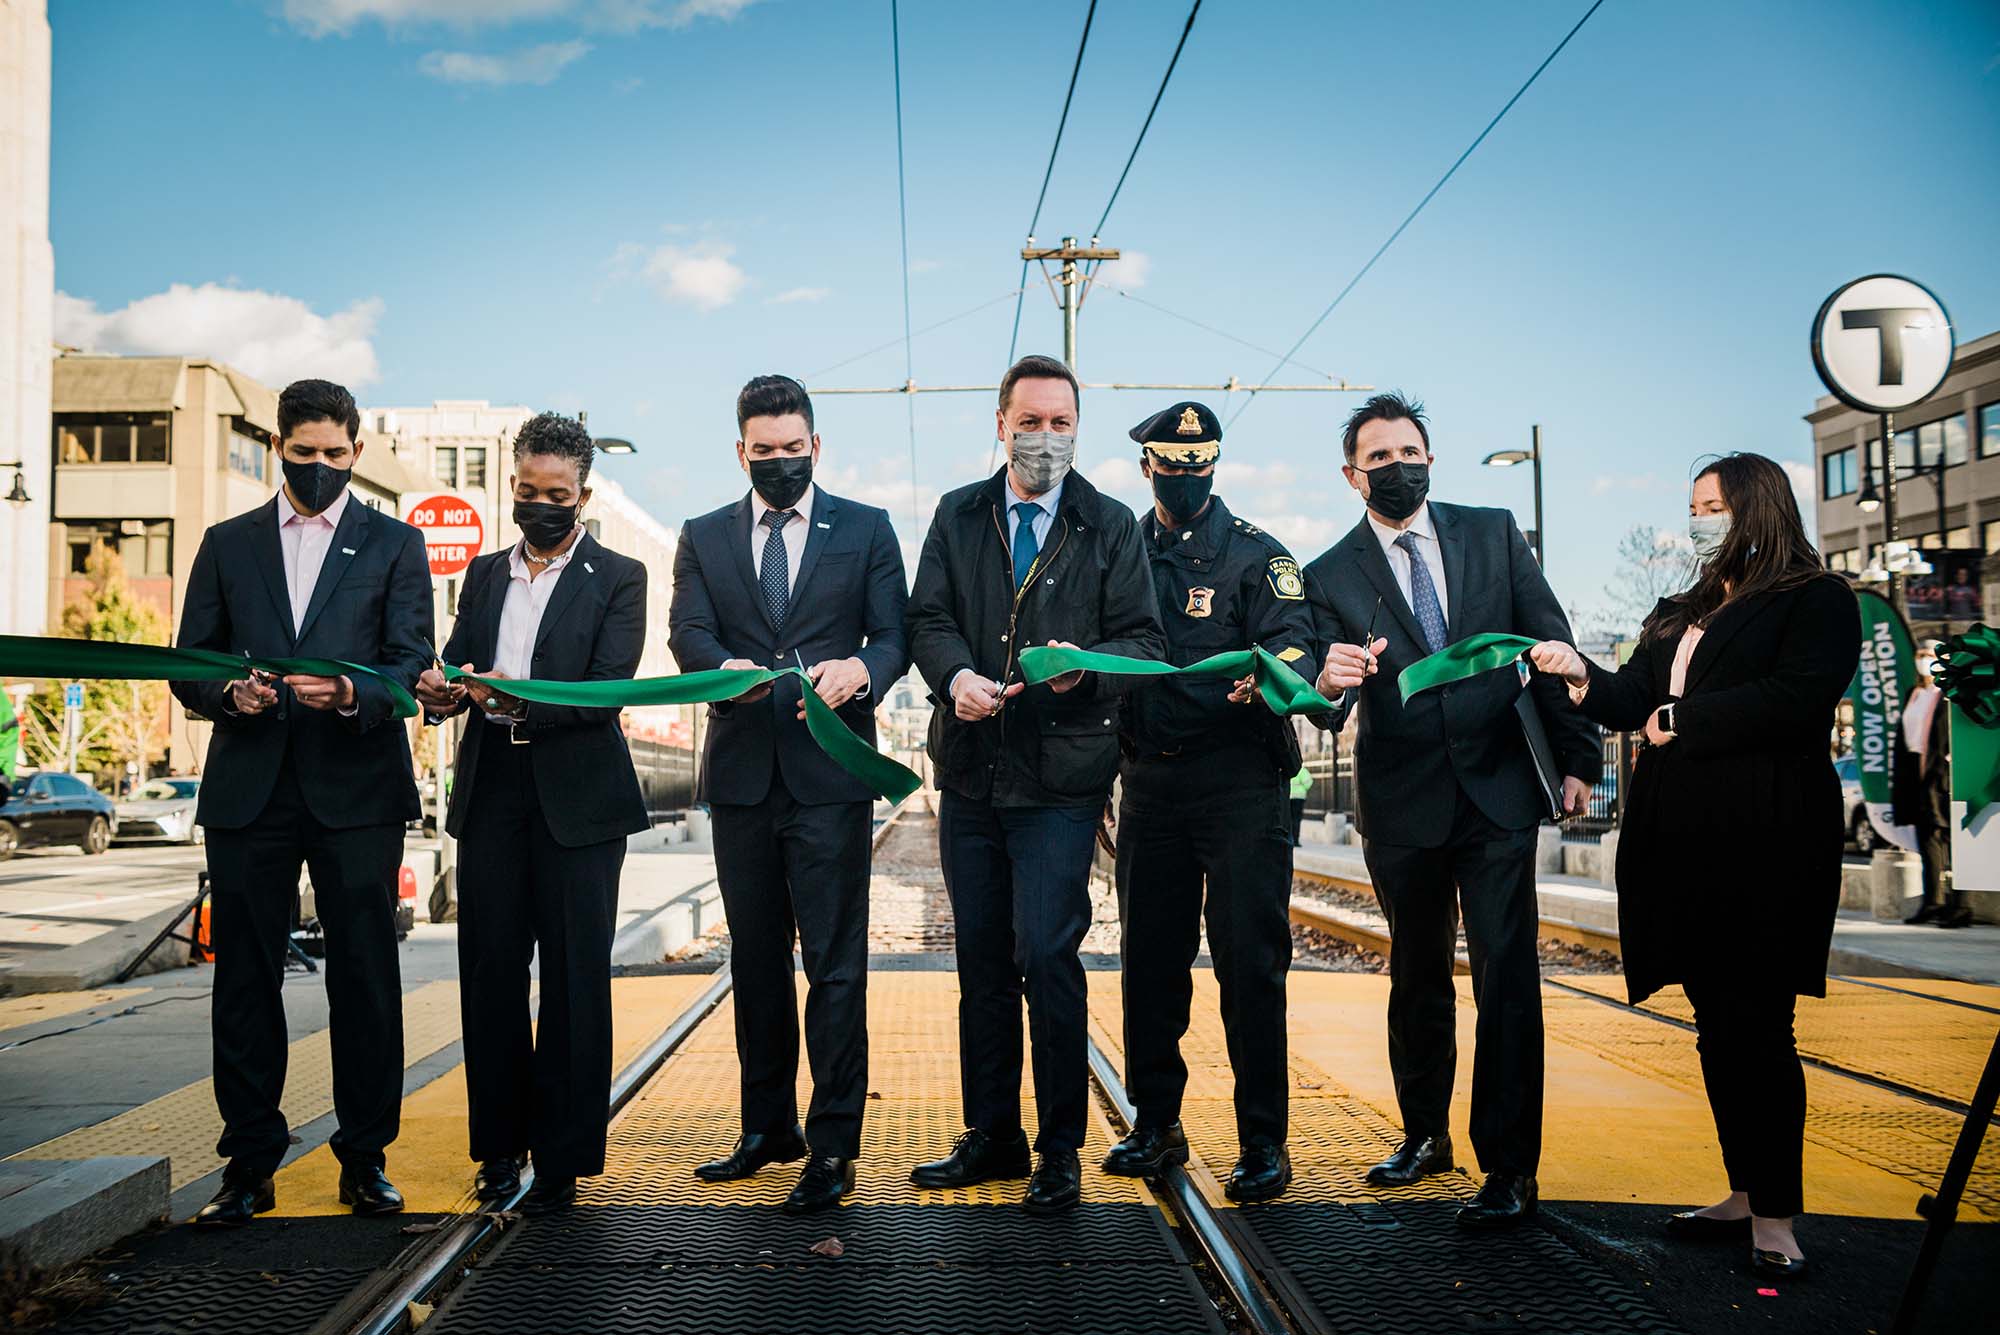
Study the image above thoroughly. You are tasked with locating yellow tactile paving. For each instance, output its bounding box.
[1556,974,2000,1107]
[8,979,462,1191]
[0,986,146,1033]
[1087,970,1972,1222]
[594,970,1149,1208]
[271,973,716,1216]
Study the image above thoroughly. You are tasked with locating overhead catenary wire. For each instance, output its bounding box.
[1005,0,1099,369]
[803,286,1031,383]
[1226,0,1608,429]
[890,0,920,536]
[1090,0,1202,245]
[1098,284,1340,382]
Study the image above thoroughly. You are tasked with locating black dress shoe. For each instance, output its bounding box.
[1102,1123,1189,1177]
[1937,907,1975,929]
[783,1156,856,1215]
[1023,1149,1081,1216]
[695,1128,808,1182]
[1365,1135,1454,1187]
[1664,1209,1751,1241]
[1456,1173,1537,1230]
[1225,1141,1292,1203]
[193,1173,275,1227]
[337,1165,405,1216]
[1905,903,1944,925]
[475,1156,525,1203]
[909,1128,1032,1188]
[520,1173,575,1217]
[1750,1247,1809,1279]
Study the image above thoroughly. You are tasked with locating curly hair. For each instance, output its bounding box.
[512,411,595,486]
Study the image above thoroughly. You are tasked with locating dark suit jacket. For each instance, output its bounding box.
[433,532,651,848]
[1302,502,1600,848]
[668,488,910,807]
[172,496,433,831]
[1575,576,1858,1001]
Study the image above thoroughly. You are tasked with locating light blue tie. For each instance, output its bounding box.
[1012,502,1041,588]
[1395,531,1447,654]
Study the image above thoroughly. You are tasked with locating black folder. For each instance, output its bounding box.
[1512,670,1566,823]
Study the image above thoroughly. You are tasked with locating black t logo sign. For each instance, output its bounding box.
[1840,307,1930,385]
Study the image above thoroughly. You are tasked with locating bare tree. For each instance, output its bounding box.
[1601,525,1692,638]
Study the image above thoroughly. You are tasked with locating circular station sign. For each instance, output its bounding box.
[402,492,485,578]
[1811,274,1955,413]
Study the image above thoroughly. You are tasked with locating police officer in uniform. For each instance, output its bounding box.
[1101,402,1316,1202]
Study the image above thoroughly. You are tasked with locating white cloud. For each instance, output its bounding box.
[617,241,746,311]
[1588,472,1661,496]
[908,258,944,275]
[1094,250,1150,290]
[419,39,590,85]
[282,0,764,35]
[55,283,383,388]
[1782,459,1817,537]
[769,287,831,305]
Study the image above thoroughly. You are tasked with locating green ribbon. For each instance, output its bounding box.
[1937,625,2000,824]
[0,633,419,719]
[1015,644,1339,716]
[1397,632,1539,703]
[443,664,922,805]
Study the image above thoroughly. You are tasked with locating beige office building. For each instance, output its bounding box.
[0,0,53,637]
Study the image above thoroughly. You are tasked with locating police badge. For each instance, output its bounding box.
[1185,586,1215,618]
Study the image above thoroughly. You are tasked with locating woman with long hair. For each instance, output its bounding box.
[1529,452,1859,1279]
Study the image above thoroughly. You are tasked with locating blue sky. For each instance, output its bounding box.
[46,0,2000,621]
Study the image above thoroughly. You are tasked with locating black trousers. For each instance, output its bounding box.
[937,792,1100,1152]
[1117,755,1294,1145]
[712,772,871,1159]
[1683,977,1806,1218]
[1361,787,1543,1176]
[1288,798,1306,847]
[456,724,625,1178]
[204,748,404,1179]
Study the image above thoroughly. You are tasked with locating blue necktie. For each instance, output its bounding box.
[1395,531,1447,654]
[760,509,795,626]
[1012,501,1041,588]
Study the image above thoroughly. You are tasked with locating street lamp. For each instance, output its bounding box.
[1481,425,1544,565]
[0,462,30,508]
[595,437,638,455]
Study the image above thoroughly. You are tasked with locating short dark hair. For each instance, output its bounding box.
[512,411,595,486]
[999,354,1080,415]
[736,374,814,435]
[1341,391,1429,462]
[278,378,360,442]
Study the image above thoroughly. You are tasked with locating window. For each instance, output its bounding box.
[1947,526,1973,549]
[1986,520,2000,554]
[50,774,96,797]
[1822,447,1856,499]
[1983,403,2000,458]
[1943,414,1969,466]
[52,413,172,464]
[435,446,458,487]
[462,446,487,490]
[66,520,172,577]
[1825,548,1860,573]
[228,424,268,483]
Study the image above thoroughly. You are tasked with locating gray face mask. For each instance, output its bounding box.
[1008,431,1076,495]
[1689,512,1731,561]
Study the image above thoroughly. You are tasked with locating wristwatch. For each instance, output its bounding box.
[1656,703,1676,738]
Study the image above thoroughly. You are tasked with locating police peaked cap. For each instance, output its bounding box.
[1129,401,1222,465]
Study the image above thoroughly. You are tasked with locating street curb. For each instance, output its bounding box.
[608,876,722,969]
[3,899,193,997]
[0,1155,169,1272]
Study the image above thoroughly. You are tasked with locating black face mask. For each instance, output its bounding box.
[282,456,352,514]
[1363,460,1430,523]
[513,501,579,550]
[748,455,813,510]
[1151,470,1214,523]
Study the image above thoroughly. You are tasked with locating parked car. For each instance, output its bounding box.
[114,776,203,845]
[0,772,117,859]
[1834,754,1875,854]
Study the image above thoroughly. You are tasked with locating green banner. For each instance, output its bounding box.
[1847,590,1915,807]
[0,633,419,719]
[0,688,17,783]
[1397,633,1539,703]
[1014,644,1339,717]
[1936,625,2000,825]
[1949,703,2000,826]
[444,664,922,805]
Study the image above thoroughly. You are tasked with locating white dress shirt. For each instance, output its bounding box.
[1367,501,1450,625]
[489,536,575,719]
[278,486,351,634]
[750,482,814,594]
[1005,474,1063,552]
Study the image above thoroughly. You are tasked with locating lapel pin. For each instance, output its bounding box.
[342,547,356,556]
[816,521,831,529]
[584,561,594,573]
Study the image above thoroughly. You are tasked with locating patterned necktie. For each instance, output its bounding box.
[760,509,795,626]
[1011,501,1041,589]
[1395,531,1447,654]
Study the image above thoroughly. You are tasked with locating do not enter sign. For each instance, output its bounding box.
[403,493,485,577]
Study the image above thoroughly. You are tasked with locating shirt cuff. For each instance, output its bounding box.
[947,668,970,701]
[1566,679,1590,706]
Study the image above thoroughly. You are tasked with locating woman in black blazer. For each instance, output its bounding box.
[413,413,652,1216]
[1530,453,1859,1280]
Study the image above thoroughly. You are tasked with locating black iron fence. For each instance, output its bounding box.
[628,736,695,818]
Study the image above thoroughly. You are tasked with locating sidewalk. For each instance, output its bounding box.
[1294,842,2000,985]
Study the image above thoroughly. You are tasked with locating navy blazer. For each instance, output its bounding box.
[172,496,433,831]
[434,531,651,849]
[1302,502,1601,848]
[668,487,910,806]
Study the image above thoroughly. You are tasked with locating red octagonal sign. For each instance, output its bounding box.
[404,493,485,577]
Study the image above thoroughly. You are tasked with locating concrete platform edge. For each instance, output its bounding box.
[0,1154,169,1273]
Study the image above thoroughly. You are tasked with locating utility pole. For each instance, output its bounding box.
[1022,235,1119,373]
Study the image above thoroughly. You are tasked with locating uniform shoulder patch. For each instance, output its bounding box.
[1276,646,1307,663]
[1266,555,1305,600]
